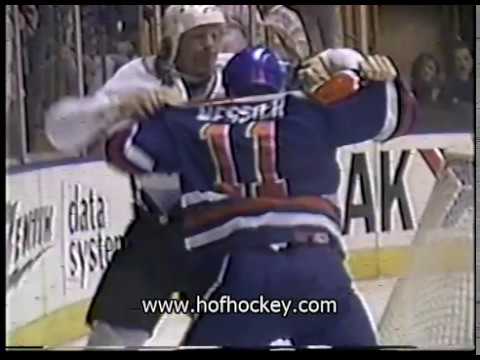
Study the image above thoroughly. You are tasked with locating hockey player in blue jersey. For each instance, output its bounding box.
[103,46,416,348]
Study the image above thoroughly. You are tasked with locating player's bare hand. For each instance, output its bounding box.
[359,55,398,82]
[116,87,184,119]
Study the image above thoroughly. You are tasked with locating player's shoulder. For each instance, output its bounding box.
[101,56,177,97]
[102,57,155,89]
[112,57,150,78]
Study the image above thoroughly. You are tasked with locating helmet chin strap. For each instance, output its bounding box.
[154,54,215,100]
[172,63,216,102]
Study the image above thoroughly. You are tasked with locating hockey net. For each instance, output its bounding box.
[378,153,474,350]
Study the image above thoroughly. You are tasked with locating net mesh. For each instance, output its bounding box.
[378,154,474,350]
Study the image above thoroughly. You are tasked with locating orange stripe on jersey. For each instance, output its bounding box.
[184,196,340,233]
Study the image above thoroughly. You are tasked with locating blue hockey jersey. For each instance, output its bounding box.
[119,80,415,255]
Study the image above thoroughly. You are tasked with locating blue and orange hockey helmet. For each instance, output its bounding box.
[223,47,289,97]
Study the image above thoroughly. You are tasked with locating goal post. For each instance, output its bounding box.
[378,152,474,350]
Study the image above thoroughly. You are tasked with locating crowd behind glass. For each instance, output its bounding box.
[6,5,474,164]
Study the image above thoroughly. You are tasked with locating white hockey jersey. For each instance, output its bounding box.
[50,54,233,214]
[103,54,235,214]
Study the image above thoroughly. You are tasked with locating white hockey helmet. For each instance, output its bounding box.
[163,5,226,63]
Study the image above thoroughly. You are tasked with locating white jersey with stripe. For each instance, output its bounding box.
[95,54,234,213]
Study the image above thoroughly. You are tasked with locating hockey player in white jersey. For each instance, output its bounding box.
[45,5,231,347]
[45,5,372,347]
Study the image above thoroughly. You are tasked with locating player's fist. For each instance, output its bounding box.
[297,54,332,94]
[298,50,363,105]
[115,86,184,119]
[359,55,398,82]
[297,48,365,93]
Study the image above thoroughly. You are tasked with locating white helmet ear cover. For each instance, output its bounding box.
[163,5,226,63]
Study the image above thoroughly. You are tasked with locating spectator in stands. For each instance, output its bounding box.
[411,50,473,134]
[410,53,443,105]
[219,5,310,65]
[289,5,344,53]
[220,21,249,53]
[18,5,39,38]
[441,41,474,105]
[218,5,263,53]
[109,41,137,76]
[6,6,14,121]
[259,5,310,63]
[20,5,79,152]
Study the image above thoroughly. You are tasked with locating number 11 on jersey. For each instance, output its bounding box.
[200,122,288,198]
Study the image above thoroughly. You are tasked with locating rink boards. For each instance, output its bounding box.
[6,133,472,347]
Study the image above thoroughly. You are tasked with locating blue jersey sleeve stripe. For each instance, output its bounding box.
[383,79,418,141]
[373,81,399,142]
[124,124,156,172]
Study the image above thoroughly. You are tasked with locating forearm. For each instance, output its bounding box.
[44,92,127,155]
[45,57,167,155]
[105,115,181,176]
[45,85,182,156]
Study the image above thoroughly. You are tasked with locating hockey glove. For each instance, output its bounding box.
[113,86,185,119]
[298,51,398,105]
